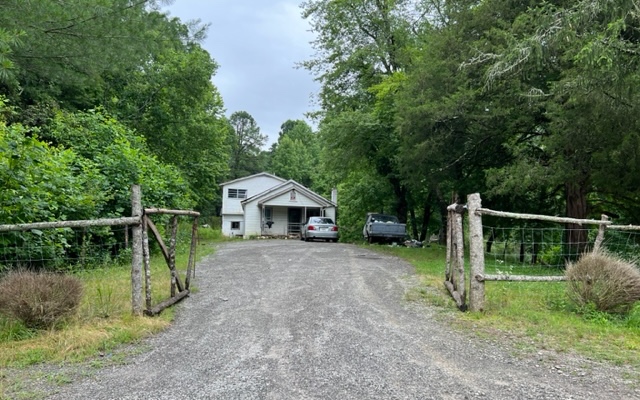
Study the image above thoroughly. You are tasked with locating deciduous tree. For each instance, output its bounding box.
[228,111,268,179]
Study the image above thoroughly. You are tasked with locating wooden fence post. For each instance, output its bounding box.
[131,185,143,316]
[168,215,178,298]
[185,216,198,290]
[444,204,467,310]
[445,210,452,282]
[453,210,465,306]
[467,193,485,312]
[142,216,152,313]
[593,214,609,252]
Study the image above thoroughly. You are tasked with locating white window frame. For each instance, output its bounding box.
[228,189,247,199]
[230,221,241,230]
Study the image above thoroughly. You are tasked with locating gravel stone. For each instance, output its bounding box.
[28,240,640,399]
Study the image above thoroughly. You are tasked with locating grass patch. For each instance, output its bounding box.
[370,243,640,367]
[0,227,221,398]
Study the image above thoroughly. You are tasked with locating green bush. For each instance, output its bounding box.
[0,271,84,329]
[566,251,640,313]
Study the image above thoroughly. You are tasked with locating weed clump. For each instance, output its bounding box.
[566,251,640,313]
[0,271,84,329]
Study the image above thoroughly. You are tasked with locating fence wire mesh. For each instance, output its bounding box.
[483,223,640,278]
[0,226,131,272]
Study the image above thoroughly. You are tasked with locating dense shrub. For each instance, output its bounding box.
[566,251,640,313]
[0,271,84,329]
[1,99,195,271]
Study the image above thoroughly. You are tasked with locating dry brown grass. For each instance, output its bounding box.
[566,251,640,313]
[0,271,84,329]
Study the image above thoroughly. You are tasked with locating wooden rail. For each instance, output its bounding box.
[0,216,141,232]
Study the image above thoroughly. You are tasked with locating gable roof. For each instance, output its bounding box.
[219,172,286,187]
[242,180,336,207]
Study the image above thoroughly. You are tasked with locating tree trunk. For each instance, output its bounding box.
[390,178,408,223]
[436,188,451,245]
[532,241,540,265]
[486,228,495,253]
[564,182,589,259]
[409,207,419,239]
[419,194,433,242]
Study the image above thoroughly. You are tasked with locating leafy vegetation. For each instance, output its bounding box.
[300,0,640,249]
[0,0,229,220]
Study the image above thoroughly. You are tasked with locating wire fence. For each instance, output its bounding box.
[483,224,640,277]
[448,194,640,311]
[0,226,132,273]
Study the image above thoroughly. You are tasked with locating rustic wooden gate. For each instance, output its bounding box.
[130,185,200,316]
[141,208,199,316]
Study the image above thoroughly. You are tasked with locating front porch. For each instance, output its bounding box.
[260,206,324,237]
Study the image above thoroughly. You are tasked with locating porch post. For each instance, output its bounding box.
[261,204,265,236]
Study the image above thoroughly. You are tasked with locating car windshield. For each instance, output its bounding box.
[310,217,334,225]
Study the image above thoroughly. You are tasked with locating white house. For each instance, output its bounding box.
[220,172,337,238]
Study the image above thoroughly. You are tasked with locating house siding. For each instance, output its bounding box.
[221,175,284,215]
[325,208,336,221]
[221,215,244,237]
[263,190,323,207]
[219,173,337,238]
[243,200,262,237]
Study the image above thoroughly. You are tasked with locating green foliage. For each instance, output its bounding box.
[0,2,230,216]
[270,120,319,188]
[0,115,106,224]
[0,28,22,87]
[0,0,174,106]
[105,41,229,213]
[304,0,640,248]
[44,109,194,213]
[0,316,35,342]
[0,100,195,270]
[335,169,396,241]
[0,271,84,330]
[227,111,268,180]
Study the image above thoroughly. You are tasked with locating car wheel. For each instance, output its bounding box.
[304,236,310,242]
[367,235,375,244]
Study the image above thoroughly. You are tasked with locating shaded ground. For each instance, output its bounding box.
[14,240,640,399]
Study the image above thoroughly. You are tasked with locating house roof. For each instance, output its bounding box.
[242,180,336,208]
[219,172,286,187]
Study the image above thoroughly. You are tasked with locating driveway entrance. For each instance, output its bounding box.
[48,240,636,399]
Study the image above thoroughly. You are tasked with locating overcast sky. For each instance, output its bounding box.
[164,0,320,147]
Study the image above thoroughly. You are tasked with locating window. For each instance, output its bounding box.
[265,207,273,221]
[311,218,334,225]
[290,190,296,201]
[231,221,240,230]
[228,189,247,199]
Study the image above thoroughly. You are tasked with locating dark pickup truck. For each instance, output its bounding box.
[362,213,407,244]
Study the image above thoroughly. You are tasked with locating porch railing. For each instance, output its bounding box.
[288,223,302,236]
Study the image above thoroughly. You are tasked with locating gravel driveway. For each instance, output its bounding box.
[46,240,637,399]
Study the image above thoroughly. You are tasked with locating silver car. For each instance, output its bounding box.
[301,217,339,242]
